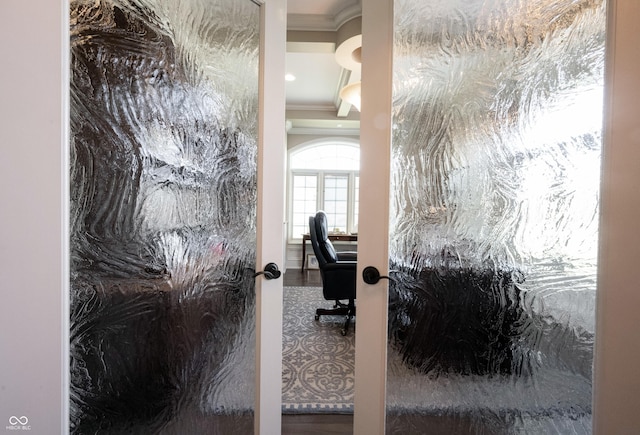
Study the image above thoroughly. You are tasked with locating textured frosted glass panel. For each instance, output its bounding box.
[387,0,604,432]
[69,0,259,433]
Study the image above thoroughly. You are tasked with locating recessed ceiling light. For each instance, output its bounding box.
[285,73,296,82]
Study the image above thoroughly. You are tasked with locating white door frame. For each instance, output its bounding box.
[255,0,286,433]
[594,1,640,432]
[353,0,393,434]
[0,1,69,433]
[352,1,640,434]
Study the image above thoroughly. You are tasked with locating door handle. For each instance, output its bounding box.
[254,262,282,280]
[362,266,395,285]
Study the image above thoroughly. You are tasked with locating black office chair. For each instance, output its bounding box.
[308,211,357,336]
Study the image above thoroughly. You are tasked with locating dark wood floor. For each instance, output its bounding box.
[281,269,354,434]
[283,268,323,287]
[282,414,353,435]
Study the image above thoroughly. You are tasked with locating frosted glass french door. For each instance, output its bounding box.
[68,0,284,434]
[355,0,604,433]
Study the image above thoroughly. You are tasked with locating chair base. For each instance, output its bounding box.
[315,300,355,336]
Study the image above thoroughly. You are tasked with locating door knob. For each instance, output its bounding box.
[362,266,394,285]
[254,262,282,280]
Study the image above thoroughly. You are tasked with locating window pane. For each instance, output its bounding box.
[291,174,318,238]
[325,188,335,200]
[323,174,349,233]
[324,177,336,188]
[288,146,360,240]
[324,202,336,214]
[293,187,305,198]
[291,143,360,170]
[293,175,316,189]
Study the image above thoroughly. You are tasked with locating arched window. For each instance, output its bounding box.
[288,139,360,240]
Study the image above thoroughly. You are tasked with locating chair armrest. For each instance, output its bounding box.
[336,251,357,261]
[324,261,357,271]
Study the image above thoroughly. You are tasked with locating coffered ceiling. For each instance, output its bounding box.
[285,0,361,135]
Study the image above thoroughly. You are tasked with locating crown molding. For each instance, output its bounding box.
[285,109,360,135]
[287,14,336,32]
[287,2,361,32]
[333,4,362,29]
[286,103,337,112]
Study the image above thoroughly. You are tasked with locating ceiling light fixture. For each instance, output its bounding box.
[285,73,296,82]
[339,81,361,112]
[335,17,362,112]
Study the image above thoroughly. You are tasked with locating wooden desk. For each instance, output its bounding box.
[301,233,358,272]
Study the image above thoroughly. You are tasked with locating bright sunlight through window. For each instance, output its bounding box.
[289,141,360,239]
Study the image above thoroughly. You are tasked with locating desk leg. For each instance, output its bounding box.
[301,239,306,272]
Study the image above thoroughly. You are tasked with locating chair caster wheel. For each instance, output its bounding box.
[315,314,320,321]
[341,329,347,336]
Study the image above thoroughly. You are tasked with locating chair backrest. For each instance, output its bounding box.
[308,211,338,265]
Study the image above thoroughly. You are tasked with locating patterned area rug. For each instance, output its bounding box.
[282,286,355,414]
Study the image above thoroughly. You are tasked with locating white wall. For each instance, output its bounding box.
[0,1,67,434]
